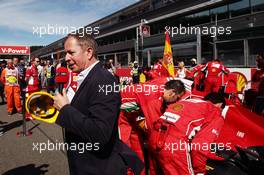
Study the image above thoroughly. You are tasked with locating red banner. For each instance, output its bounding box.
[0,46,30,55]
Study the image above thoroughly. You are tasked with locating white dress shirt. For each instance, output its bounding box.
[77,61,99,90]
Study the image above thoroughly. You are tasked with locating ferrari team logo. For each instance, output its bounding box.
[173,104,184,112]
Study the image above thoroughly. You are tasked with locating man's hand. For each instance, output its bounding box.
[53,89,70,110]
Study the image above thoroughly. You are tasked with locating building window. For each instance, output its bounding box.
[114,34,120,43]
[97,39,103,46]
[229,0,250,17]
[184,14,195,26]
[210,5,229,21]
[108,36,114,44]
[202,35,214,62]
[217,40,245,66]
[173,45,197,65]
[150,23,159,35]
[248,38,264,66]
[126,29,136,40]
[251,0,264,12]
[150,49,163,65]
[98,55,105,62]
[117,53,129,67]
[142,51,148,67]
[192,10,210,25]
[105,54,115,63]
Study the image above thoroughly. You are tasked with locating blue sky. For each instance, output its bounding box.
[0,0,139,46]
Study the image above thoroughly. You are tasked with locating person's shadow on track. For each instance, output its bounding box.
[0,120,8,125]
[1,120,23,133]
[2,164,49,175]
[0,101,6,105]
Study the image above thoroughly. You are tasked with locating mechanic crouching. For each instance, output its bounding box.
[149,92,225,175]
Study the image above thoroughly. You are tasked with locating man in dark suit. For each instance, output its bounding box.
[54,33,143,175]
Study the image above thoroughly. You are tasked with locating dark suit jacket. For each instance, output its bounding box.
[56,62,143,175]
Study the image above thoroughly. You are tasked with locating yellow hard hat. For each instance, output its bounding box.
[25,91,59,123]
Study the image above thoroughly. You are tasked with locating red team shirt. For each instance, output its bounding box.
[148,98,223,175]
[202,61,230,94]
[25,64,39,93]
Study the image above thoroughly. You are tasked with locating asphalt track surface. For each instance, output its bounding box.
[0,103,70,175]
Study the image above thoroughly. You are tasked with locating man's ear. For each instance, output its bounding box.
[85,47,93,60]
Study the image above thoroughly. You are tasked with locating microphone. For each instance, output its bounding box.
[55,67,69,94]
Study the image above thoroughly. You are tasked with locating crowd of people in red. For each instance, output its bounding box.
[118,55,264,175]
[0,53,263,174]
